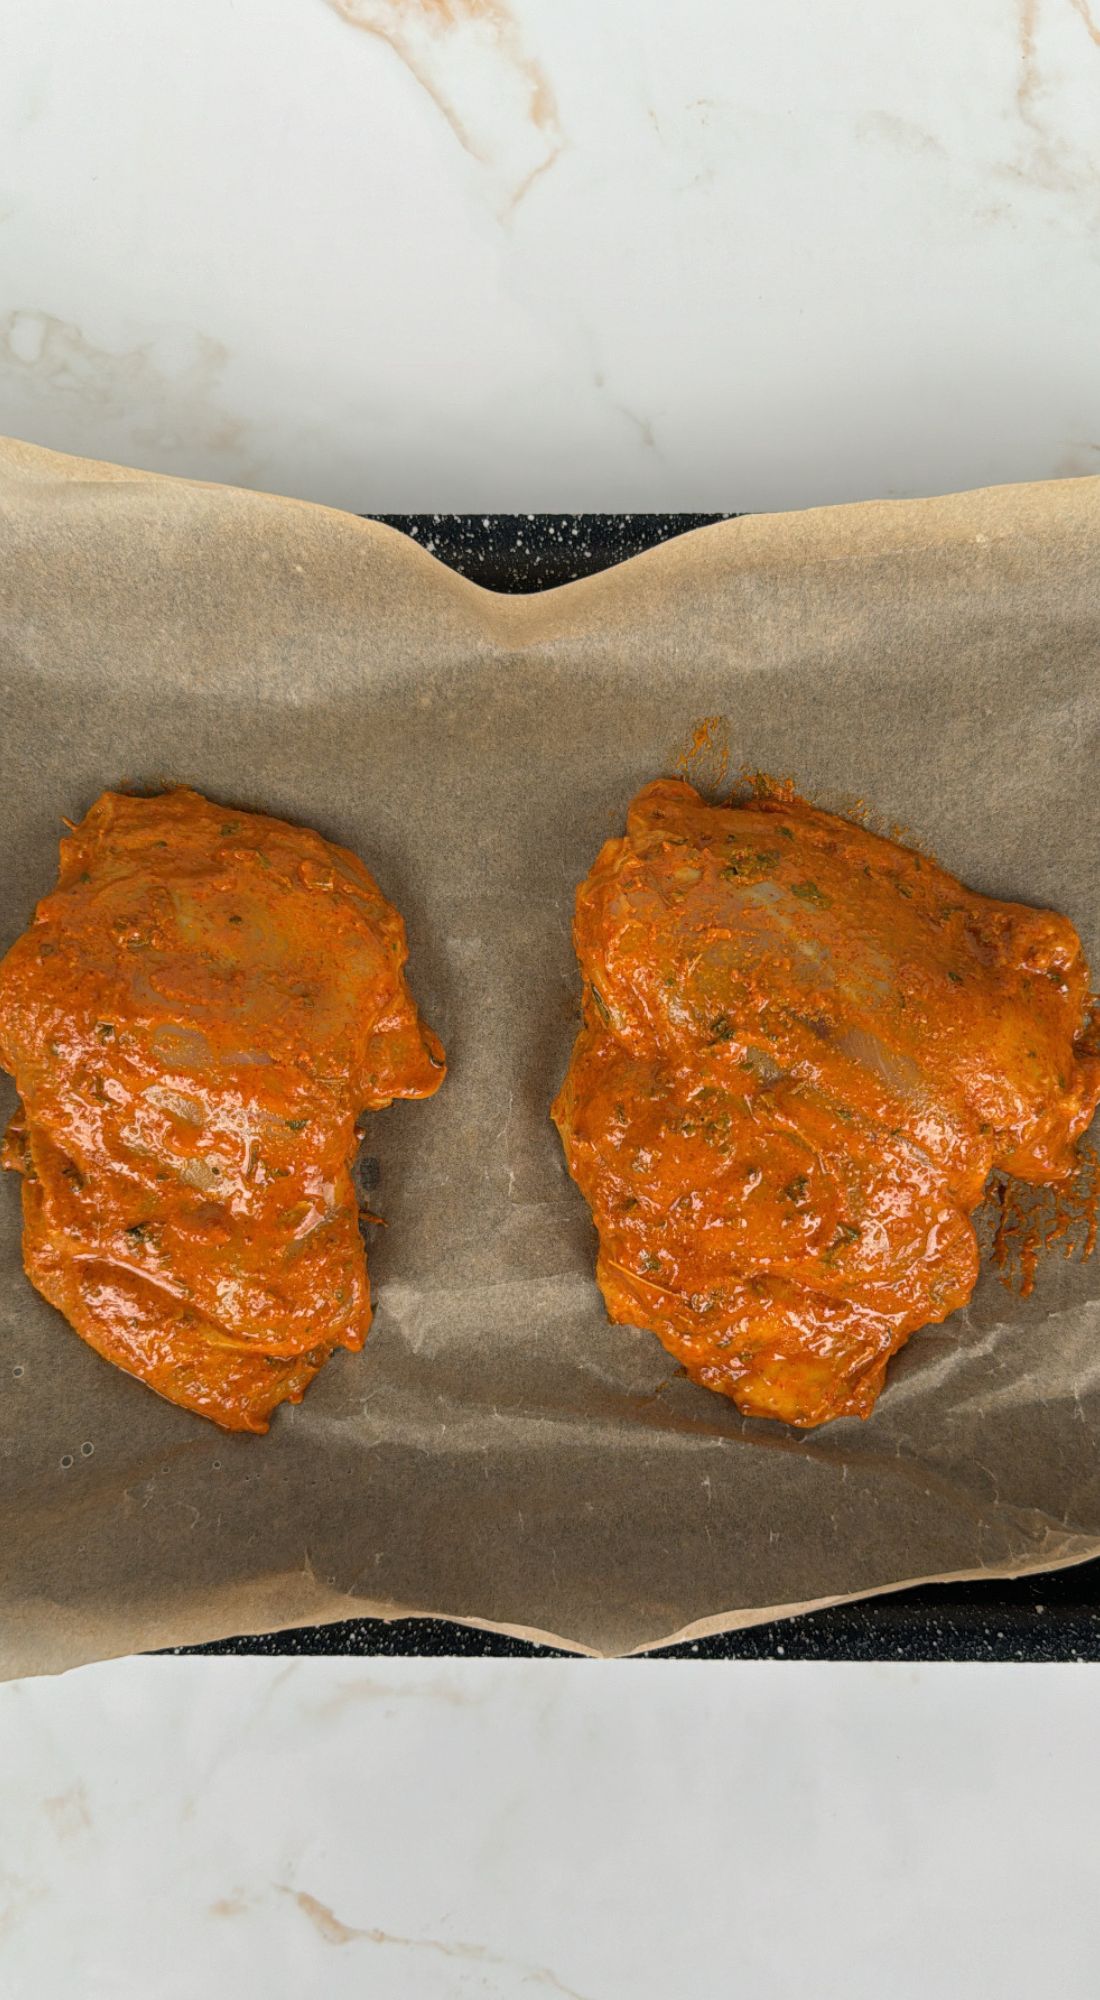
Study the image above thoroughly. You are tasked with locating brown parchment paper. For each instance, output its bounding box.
[2,438,1100,1676]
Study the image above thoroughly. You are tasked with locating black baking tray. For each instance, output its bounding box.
[174,513,1100,1663]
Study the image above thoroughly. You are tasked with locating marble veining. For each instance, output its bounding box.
[324,0,563,211]
[275,1886,594,1995]
[5,1657,1100,1996]
[1014,0,1100,200]
[205,1881,596,1996]
[0,310,255,483]
[0,0,1098,509]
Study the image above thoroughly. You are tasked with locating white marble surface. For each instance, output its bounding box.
[1,1657,1098,1996]
[1,0,1099,512]
[4,16,1100,1995]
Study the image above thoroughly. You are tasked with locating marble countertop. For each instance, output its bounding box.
[3,15,1100,1990]
[5,1655,1100,1997]
[2,0,1099,513]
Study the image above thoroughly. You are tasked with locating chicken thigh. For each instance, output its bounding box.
[0,789,445,1430]
[553,780,1100,1426]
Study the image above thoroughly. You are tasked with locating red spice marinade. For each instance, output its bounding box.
[554,777,1100,1426]
[986,1141,1100,1298]
[0,789,445,1431]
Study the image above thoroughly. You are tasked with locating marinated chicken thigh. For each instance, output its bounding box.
[553,780,1100,1426]
[0,790,445,1430]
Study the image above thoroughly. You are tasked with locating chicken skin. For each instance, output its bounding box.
[553,780,1100,1427]
[0,790,444,1431]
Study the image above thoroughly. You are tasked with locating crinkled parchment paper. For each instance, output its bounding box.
[2,438,1099,1672]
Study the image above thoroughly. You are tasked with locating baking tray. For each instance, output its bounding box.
[172,513,1100,1664]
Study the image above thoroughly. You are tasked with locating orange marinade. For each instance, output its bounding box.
[552,779,1100,1427]
[0,789,445,1431]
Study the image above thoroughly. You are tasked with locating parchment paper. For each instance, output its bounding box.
[2,438,1099,1675]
